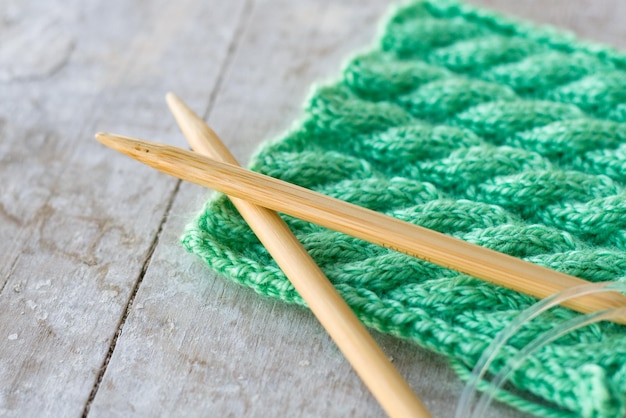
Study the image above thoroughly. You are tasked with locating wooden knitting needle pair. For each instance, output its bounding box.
[166,94,430,417]
[97,94,626,417]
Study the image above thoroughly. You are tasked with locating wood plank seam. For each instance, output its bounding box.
[0,0,258,416]
[80,180,182,418]
[203,0,256,120]
[81,1,257,415]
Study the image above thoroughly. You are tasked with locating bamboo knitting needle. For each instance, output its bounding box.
[164,93,431,418]
[95,132,626,324]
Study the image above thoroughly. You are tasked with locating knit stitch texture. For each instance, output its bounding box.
[182,1,626,416]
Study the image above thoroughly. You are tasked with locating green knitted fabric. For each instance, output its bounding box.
[183,1,626,416]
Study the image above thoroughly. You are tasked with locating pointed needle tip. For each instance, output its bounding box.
[95,131,113,146]
[94,132,143,158]
[165,91,180,108]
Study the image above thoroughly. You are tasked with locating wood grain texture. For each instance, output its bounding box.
[0,0,245,416]
[0,0,623,417]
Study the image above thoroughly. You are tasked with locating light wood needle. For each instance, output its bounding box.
[95,131,626,324]
[164,93,431,418]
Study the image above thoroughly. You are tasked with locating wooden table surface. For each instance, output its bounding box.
[1,1,624,417]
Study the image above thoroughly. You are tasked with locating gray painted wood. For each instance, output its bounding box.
[0,1,623,417]
[0,0,245,416]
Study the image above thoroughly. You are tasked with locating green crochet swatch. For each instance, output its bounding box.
[183,1,626,416]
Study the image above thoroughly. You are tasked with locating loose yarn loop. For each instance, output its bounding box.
[183,1,626,416]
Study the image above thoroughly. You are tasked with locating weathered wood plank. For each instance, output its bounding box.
[0,0,245,416]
